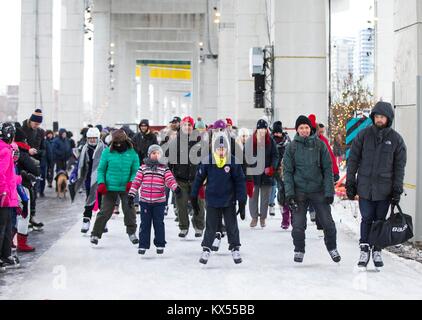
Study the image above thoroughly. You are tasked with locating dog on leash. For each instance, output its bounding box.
[55,170,69,199]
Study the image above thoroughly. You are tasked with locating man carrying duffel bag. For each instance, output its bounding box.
[346,101,407,269]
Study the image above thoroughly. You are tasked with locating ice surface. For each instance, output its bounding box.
[1,200,422,300]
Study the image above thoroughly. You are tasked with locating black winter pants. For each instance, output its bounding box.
[0,208,13,260]
[202,206,240,251]
[292,192,337,253]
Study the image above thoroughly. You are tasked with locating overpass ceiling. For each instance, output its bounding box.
[126,41,195,52]
[93,0,207,14]
[131,52,193,61]
[117,29,200,42]
[112,13,204,30]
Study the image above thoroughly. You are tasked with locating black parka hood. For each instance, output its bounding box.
[370,101,394,127]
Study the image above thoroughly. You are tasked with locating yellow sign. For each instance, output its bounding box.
[149,68,191,80]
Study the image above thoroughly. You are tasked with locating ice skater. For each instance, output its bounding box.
[128,144,181,255]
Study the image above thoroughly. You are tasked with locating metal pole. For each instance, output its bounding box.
[416,75,422,245]
[327,0,332,139]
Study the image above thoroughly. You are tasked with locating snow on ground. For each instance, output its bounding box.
[1,200,422,300]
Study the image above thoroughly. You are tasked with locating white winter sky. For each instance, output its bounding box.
[0,0,374,95]
[332,0,375,38]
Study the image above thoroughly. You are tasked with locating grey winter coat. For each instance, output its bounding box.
[346,102,407,201]
[74,140,106,206]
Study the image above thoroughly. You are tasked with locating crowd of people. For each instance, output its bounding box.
[0,100,407,272]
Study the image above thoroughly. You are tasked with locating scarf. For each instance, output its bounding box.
[113,143,128,153]
[213,152,227,168]
[144,157,161,171]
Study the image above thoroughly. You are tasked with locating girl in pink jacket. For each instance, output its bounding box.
[128,144,180,255]
[0,122,21,271]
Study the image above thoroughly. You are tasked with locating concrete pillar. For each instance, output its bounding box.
[140,65,151,120]
[192,44,200,120]
[153,83,161,125]
[375,0,394,102]
[92,9,111,126]
[391,0,422,243]
[129,53,137,125]
[19,0,54,128]
[217,0,236,121]
[271,0,328,132]
[59,0,85,135]
[234,0,269,128]
[111,27,137,126]
[199,57,218,123]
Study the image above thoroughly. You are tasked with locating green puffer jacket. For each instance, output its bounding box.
[283,134,334,197]
[97,147,140,192]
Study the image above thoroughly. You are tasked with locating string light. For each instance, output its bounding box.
[329,75,374,147]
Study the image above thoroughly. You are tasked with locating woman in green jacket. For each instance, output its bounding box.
[90,129,140,245]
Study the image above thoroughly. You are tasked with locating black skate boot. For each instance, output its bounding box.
[199,248,211,264]
[357,243,370,269]
[211,232,222,252]
[328,248,341,263]
[29,217,44,231]
[231,248,242,264]
[2,256,20,269]
[294,251,304,263]
[372,248,384,269]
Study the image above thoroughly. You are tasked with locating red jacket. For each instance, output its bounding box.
[318,134,339,175]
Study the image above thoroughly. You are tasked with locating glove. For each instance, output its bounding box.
[174,186,182,198]
[264,166,275,177]
[333,174,340,183]
[190,196,200,216]
[287,196,298,212]
[198,185,205,200]
[0,192,6,206]
[246,180,254,198]
[236,201,246,220]
[126,182,132,193]
[346,182,357,200]
[325,196,334,205]
[97,183,108,195]
[391,192,401,206]
[127,194,135,208]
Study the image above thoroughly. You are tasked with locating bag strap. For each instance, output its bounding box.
[391,204,404,217]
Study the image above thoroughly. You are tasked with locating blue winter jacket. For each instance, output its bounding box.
[191,155,247,208]
[52,131,72,162]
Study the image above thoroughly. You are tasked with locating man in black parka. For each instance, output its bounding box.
[346,101,407,269]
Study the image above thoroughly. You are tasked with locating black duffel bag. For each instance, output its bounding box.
[368,204,414,249]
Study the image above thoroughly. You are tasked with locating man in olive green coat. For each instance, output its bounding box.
[283,115,340,264]
[90,129,140,245]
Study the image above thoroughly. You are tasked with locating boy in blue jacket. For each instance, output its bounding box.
[191,133,247,265]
